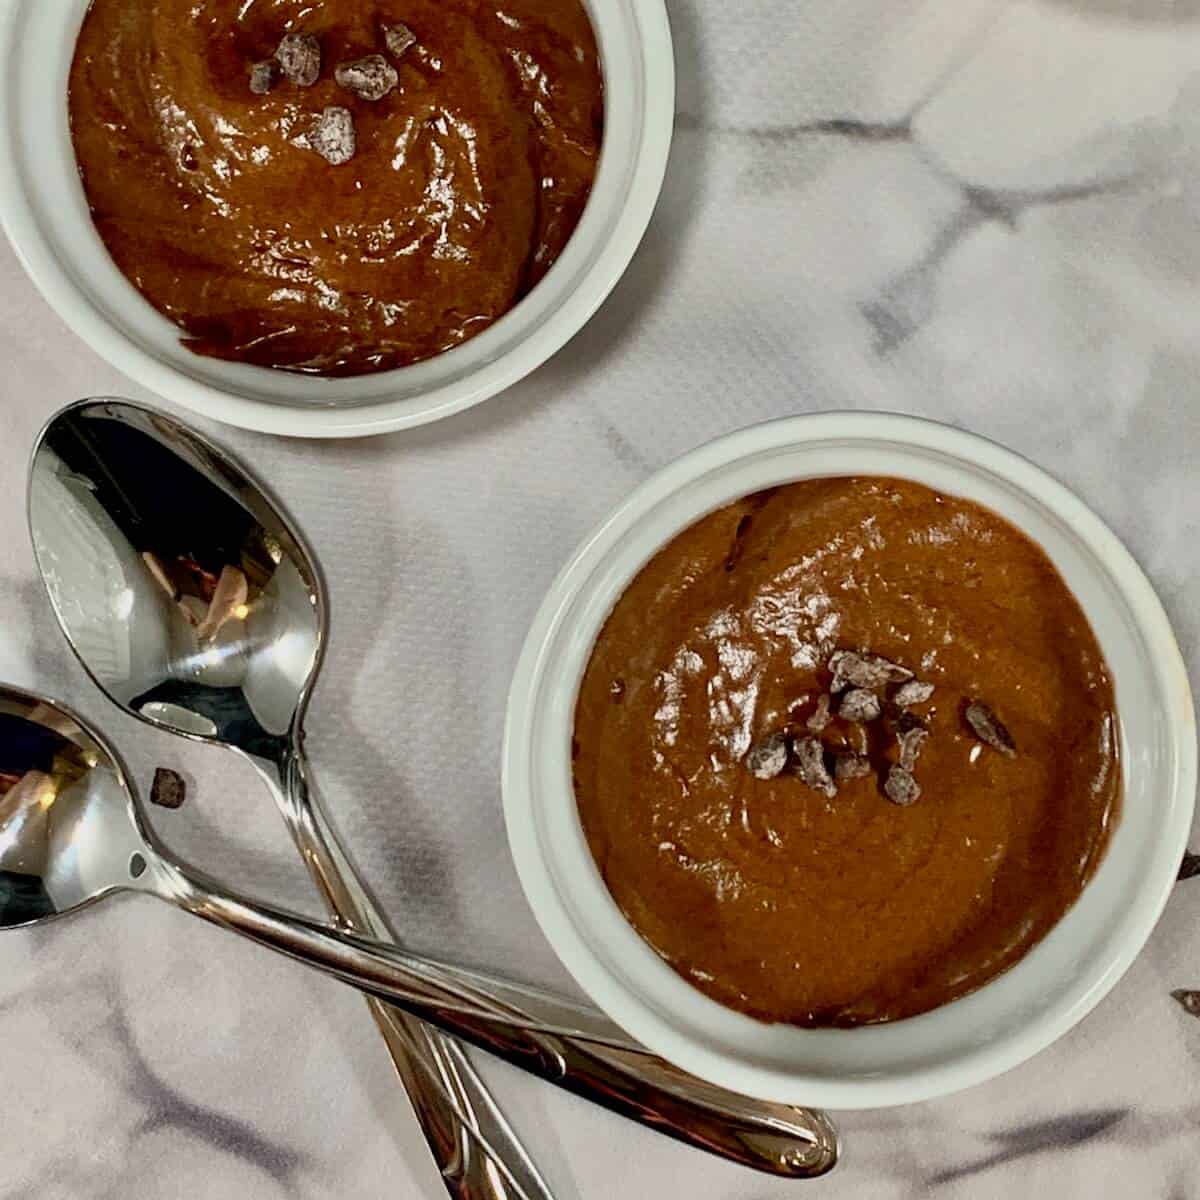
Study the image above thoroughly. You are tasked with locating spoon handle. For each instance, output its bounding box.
[368,1004,555,1200]
[150,853,839,1179]
[271,747,556,1200]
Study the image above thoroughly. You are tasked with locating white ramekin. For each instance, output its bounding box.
[0,0,672,437]
[504,412,1197,1109]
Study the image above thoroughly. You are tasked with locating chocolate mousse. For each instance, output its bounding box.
[573,478,1121,1027]
[68,1,603,375]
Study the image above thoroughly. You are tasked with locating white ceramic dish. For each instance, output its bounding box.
[0,0,673,438]
[504,412,1197,1109]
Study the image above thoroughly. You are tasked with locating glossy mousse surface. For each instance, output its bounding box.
[69,0,603,375]
[574,477,1121,1026]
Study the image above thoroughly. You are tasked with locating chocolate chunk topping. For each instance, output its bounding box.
[335,54,399,102]
[964,700,1016,757]
[384,22,417,60]
[884,765,921,806]
[805,694,832,733]
[1180,851,1200,881]
[1172,989,1200,1017]
[307,106,356,166]
[839,688,881,723]
[746,733,789,781]
[249,60,280,95]
[150,767,186,810]
[792,736,836,798]
[829,649,913,693]
[896,714,929,771]
[833,752,871,783]
[894,679,934,708]
[276,32,322,87]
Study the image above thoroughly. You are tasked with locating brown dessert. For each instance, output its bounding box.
[68,1,603,376]
[573,478,1121,1027]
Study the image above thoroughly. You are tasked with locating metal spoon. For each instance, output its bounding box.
[26,398,840,1175]
[0,681,839,1176]
[27,399,553,1200]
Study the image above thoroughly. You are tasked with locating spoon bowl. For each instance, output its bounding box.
[0,685,159,927]
[29,400,321,754]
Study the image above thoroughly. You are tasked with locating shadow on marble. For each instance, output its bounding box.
[544,0,713,375]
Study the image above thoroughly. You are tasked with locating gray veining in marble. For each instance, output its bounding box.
[3,0,1200,1195]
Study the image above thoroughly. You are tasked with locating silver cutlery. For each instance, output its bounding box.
[28,398,553,1200]
[0,680,838,1176]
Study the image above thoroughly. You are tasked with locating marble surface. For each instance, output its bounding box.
[3,0,1200,1195]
